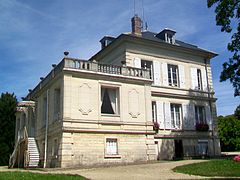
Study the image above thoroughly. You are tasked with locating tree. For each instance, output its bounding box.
[207,0,240,96]
[234,104,240,119]
[218,115,240,151]
[0,92,17,165]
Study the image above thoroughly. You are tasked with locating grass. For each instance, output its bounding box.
[0,172,86,180]
[173,159,240,177]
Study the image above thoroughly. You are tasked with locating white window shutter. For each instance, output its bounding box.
[153,61,161,86]
[178,65,185,88]
[133,57,141,68]
[205,106,212,130]
[182,104,188,130]
[201,68,208,91]
[156,101,164,129]
[162,63,168,86]
[188,103,195,130]
[164,102,171,129]
[191,68,198,90]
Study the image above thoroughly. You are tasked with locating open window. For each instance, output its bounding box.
[101,87,119,115]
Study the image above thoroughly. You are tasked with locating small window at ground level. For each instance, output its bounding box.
[198,141,208,156]
[106,138,118,155]
[101,87,119,115]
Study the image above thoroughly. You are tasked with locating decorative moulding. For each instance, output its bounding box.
[128,89,140,118]
[78,83,92,115]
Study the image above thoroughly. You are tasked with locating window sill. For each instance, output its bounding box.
[104,155,121,159]
[101,114,120,117]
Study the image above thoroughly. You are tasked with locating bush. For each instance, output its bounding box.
[218,115,240,151]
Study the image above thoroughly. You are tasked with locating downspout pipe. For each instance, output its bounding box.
[204,59,215,156]
[43,89,49,168]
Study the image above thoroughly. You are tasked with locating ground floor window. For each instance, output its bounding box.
[106,138,118,155]
[198,140,208,156]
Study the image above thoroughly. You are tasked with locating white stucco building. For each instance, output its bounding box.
[10,15,221,168]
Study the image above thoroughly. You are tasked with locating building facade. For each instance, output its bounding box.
[10,16,221,168]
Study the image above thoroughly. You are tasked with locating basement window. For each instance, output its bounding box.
[106,138,118,155]
[101,87,119,115]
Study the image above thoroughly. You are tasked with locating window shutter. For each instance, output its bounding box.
[178,65,185,88]
[205,106,212,130]
[182,104,188,130]
[162,63,168,86]
[188,103,195,130]
[191,68,198,90]
[133,57,141,68]
[201,68,208,91]
[164,102,171,129]
[153,61,161,86]
[156,101,164,129]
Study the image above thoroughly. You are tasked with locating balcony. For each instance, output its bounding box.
[64,58,151,79]
[27,58,151,100]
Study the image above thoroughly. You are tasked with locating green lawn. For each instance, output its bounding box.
[173,159,240,177]
[0,172,86,180]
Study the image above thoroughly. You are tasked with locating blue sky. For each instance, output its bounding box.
[0,0,239,116]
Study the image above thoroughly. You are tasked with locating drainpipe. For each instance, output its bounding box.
[204,59,215,157]
[43,89,49,168]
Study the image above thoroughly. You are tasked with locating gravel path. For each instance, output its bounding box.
[0,160,208,180]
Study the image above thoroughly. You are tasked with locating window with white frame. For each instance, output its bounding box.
[170,104,181,129]
[195,106,206,124]
[54,88,60,119]
[101,87,119,115]
[198,140,208,156]
[197,69,203,90]
[141,60,153,79]
[106,138,118,155]
[168,64,179,87]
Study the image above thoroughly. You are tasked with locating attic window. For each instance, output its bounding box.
[156,29,176,44]
[165,33,175,44]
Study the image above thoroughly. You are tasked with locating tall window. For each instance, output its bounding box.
[197,69,203,90]
[101,87,119,115]
[195,106,206,124]
[170,104,181,129]
[168,64,179,87]
[106,138,118,155]
[141,60,153,79]
[52,139,58,157]
[152,101,157,122]
[43,97,47,127]
[54,88,60,119]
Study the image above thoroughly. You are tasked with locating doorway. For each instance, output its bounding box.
[174,139,183,159]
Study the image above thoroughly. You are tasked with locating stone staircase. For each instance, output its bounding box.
[27,137,40,167]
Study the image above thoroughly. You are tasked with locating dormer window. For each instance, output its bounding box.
[100,36,115,49]
[156,28,176,44]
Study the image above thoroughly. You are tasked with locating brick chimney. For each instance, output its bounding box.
[131,15,142,36]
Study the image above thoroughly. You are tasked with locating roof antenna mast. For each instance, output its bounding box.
[142,0,148,31]
[134,0,136,15]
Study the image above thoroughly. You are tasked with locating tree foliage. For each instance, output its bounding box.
[234,104,240,119]
[207,0,240,96]
[0,92,17,165]
[218,115,240,151]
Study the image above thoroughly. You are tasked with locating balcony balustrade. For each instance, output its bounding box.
[64,58,151,79]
